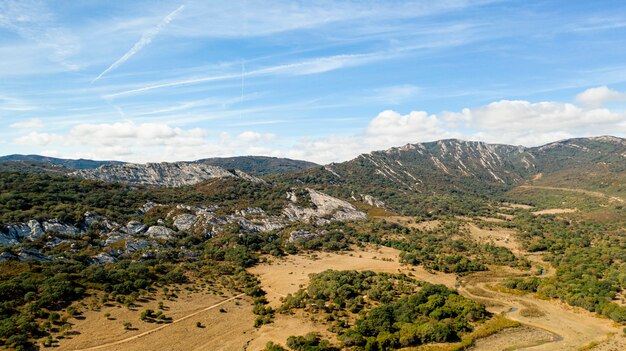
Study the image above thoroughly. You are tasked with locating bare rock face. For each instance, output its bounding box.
[1,220,46,245]
[125,239,157,254]
[71,162,260,187]
[288,230,318,242]
[42,220,79,235]
[122,221,147,235]
[145,226,175,240]
[283,189,366,222]
[92,252,117,264]
[362,194,386,208]
[173,214,197,231]
[238,218,286,232]
[17,247,51,261]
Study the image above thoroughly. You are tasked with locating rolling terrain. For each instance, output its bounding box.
[0,136,625,350]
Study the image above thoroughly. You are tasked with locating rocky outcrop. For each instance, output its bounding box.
[71,162,261,187]
[173,214,197,231]
[92,252,117,264]
[122,221,147,235]
[42,219,79,235]
[17,247,51,261]
[283,189,366,223]
[125,239,157,254]
[145,226,175,240]
[0,220,45,245]
[288,230,318,242]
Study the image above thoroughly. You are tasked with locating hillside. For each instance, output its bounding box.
[0,154,124,170]
[275,136,626,215]
[1,136,626,350]
[71,162,265,187]
[197,156,317,176]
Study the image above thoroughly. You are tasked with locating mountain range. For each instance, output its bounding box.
[2,136,625,206]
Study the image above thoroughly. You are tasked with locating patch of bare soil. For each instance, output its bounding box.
[458,270,626,351]
[382,216,441,230]
[501,202,534,209]
[470,325,558,351]
[532,208,578,215]
[467,223,520,251]
[249,246,457,308]
[586,334,626,351]
[57,290,254,351]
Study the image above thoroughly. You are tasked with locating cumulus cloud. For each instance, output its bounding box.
[10,118,44,129]
[576,86,626,107]
[11,87,626,164]
[14,131,61,146]
[283,91,626,163]
[11,121,282,162]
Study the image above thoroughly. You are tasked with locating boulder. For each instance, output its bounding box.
[173,214,197,231]
[122,221,147,235]
[146,226,175,240]
[42,219,79,235]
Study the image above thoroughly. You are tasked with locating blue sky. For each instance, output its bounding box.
[2,0,626,163]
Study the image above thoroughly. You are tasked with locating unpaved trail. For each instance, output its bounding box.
[518,185,625,203]
[459,277,625,351]
[72,293,245,351]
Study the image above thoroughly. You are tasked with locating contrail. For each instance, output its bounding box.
[92,5,185,83]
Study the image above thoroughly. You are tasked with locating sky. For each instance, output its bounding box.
[2,0,626,164]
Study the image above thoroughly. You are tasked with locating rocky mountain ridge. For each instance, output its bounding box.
[71,162,265,187]
[313,136,626,191]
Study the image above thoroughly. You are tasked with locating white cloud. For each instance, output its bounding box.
[104,52,391,98]
[10,118,44,129]
[0,96,35,112]
[283,94,626,163]
[443,100,621,131]
[11,87,626,164]
[14,131,61,146]
[237,131,276,143]
[576,86,626,106]
[11,121,282,162]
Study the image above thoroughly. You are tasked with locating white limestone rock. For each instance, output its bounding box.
[92,252,117,264]
[71,162,260,187]
[173,214,197,231]
[125,239,157,254]
[145,226,175,240]
[283,189,366,223]
[122,221,147,235]
[42,220,79,235]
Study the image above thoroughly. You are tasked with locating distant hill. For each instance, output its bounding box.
[0,154,124,170]
[275,136,626,215]
[71,162,265,187]
[0,160,72,174]
[0,154,317,178]
[197,156,318,176]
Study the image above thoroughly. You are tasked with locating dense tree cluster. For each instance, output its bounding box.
[504,213,626,323]
[280,270,488,350]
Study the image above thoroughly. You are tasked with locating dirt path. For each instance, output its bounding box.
[459,277,625,351]
[72,293,245,351]
[518,185,625,203]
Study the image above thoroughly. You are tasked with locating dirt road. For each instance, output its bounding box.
[72,293,245,351]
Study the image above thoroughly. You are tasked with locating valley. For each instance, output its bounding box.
[1,137,625,350]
